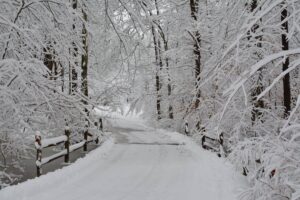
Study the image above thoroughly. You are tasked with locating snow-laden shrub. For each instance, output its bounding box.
[230,133,300,200]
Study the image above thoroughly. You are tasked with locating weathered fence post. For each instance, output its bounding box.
[201,136,206,149]
[83,123,88,152]
[33,121,102,178]
[99,118,103,131]
[184,121,189,135]
[64,127,70,163]
[218,133,224,157]
[35,132,42,177]
[219,133,224,146]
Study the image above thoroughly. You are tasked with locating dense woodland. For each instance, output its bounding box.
[0,0,300,199]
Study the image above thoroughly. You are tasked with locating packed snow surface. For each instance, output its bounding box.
[0,117,245,200]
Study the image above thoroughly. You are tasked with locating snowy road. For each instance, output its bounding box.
[0,118,244,200]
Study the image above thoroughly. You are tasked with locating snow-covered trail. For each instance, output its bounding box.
[0,118,244,200]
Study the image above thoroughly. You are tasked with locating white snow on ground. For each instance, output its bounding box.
[0,116,246,200]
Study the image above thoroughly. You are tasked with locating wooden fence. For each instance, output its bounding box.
[201,133,224,157]
[34,119,103,177]
[183,122,224,157]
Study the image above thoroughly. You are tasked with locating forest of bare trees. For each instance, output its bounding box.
[1,0,300,199]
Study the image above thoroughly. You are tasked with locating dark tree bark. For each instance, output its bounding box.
[248,0,265,123]
[165,42,174,119]
[141,0,174,120]
[154,0,174,119]
[43,45,58,81]
[151,24,162,120]
[81,6,89,110]
[61,63,64,92]
[145,0,163,120]
[281,4,291,117]
[70,0,78,95]
[189,0,201,109]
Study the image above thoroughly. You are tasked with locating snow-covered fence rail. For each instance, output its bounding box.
[201,133,224,157]
[183,122,225,157]
[34,124,101,177]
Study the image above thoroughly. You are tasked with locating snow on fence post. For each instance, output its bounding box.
[33,123,102,178]
[35,132,42,177]
[218,133,225,157]
[64,127,70,163]
[184,121,189,135]
[201,136,207,149]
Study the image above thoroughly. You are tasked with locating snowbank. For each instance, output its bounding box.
[0,138,115,200]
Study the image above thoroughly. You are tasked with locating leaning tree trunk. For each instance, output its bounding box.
[281,3,291,117]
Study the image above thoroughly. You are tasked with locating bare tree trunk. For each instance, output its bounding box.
[248,0,265,123]
[81,6,89,114]
[43,46,57,80]
[154,0,174,119]
[61,63,64,92]
[151,24,162,120]
[189,0,201,109]
[281,4,291,117]
[165,42,174,119]
[70,0,78,95]
[144,1,163,121]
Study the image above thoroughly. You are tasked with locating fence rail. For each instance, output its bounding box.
[201,133,224,157]
[34,119,103,177]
